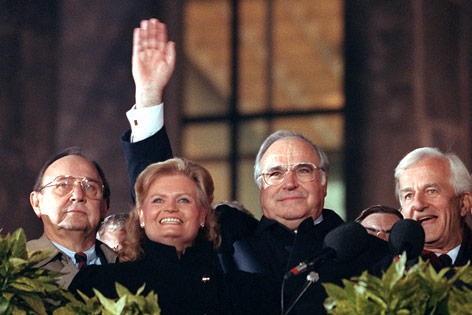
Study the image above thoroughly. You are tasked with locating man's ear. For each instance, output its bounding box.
[322,178,328,197]
[30,191,42,218]
[460,192,472,217]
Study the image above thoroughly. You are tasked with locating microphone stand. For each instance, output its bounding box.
[282,271,319,315]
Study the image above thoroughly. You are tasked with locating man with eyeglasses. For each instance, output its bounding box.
[118,19,387,313]
[354,205,403,241]
[27,147,118,288]
[228,130,387,314]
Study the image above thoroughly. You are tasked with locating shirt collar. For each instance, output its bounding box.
[50,241,99,266]
[435,244,461,264]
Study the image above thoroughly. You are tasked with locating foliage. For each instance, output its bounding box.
[0,228,160,315]
[54,283,161,315]
[0,228,69,314]
[323,254,472,315]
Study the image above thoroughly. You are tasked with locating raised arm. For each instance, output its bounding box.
[122,19,175,201]
[133,18,176,107]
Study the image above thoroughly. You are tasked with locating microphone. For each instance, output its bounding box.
[285,222,369,279]
[389,219,425,260]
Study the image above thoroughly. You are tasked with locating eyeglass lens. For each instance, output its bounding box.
[263,163,317,185]
[45,176,103,199]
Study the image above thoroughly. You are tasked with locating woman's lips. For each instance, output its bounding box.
[159,217,183,224]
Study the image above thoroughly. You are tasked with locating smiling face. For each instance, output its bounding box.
[30,155,107,246]
[138,174,206,255]
[259,137,327,230]
[399,157,469,252]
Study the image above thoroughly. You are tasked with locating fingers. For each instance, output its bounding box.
[134,19,166,52]
[132,27,141,58]
[165,41,176,70]
[155,20,167,51]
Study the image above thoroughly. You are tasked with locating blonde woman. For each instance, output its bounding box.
[70,158,277,314]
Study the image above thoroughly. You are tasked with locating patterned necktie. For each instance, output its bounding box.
[75,252,87,269]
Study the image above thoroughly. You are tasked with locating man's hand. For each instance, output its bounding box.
[132,18,176,108]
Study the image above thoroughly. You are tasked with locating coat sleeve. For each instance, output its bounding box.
[121,127,173,202]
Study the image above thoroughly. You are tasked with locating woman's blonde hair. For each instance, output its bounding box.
[120,157,221,261]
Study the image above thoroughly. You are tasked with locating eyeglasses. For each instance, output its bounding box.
[259,162,323,186]
[38,175,104,200]
[364,227,391,237]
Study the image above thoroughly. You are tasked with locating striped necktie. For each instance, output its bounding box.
[75,252,87,269]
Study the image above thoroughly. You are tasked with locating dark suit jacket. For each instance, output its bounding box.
[453,225,472,267]
[121,127,173,201]
[70,239,278,315]
[121,127,390,314]
[235,211,389,314]
[26,234,118,288]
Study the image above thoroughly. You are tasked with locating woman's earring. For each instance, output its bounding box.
[200,222,205,228]
[140,222,145,228]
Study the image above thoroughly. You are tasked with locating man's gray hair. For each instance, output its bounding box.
[394,147,472,204]
[97,213,129,239]
[254,130,329,188]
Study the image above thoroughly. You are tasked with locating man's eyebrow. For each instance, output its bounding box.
[264,165,284,172]
[422,183,440,190]
[400,183,439,194]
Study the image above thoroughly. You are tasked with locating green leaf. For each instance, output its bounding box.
[0,295,10,314]
[115,282,134,297]
[19,294,47,315]
[9,229,27,260]
[323,253,472,314]
[94,289,126,314]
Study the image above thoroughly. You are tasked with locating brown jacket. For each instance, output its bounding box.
[27,234,119,288]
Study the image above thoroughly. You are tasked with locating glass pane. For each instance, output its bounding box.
[239,0,267,114]
[273,0,344,111]
[239,119,269,156]
[324,153,345,220]
[184,0,231,116]
[237,159,263,219]
[198,161,231,207]
[273,114,344,151]
[182,123,230,159]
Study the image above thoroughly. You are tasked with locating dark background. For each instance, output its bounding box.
[1,0,471,238]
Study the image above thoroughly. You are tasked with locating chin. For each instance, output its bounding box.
[59,221,90,231]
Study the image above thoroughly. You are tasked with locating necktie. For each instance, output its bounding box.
[439,254,452,267]
[422,250,452,271]
[75,252,87,269]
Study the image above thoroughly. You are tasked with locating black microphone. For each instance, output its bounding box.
[389,219,425,260]
[285,222,369,279]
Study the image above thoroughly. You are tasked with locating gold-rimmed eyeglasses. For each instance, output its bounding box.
[38,175,104,200]
[259,162,324,186]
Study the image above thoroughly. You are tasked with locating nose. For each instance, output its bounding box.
[69,182,86,202]
[410,193,427,213]
[164,199,179,212]
[282,169,299,190]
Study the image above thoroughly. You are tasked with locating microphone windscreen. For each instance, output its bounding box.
[323,222,369,262]
[389,219,425,259]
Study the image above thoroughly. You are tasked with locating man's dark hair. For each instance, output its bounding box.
[33,147,110,208]
[354,205,403,224]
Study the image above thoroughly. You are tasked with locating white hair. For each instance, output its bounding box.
[394,147,472,204]
[254,130,329,188]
